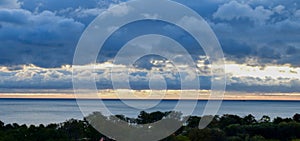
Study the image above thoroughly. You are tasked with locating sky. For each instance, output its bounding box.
[0,0,300,98]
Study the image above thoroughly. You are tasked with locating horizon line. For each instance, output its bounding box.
[1,94,300,101]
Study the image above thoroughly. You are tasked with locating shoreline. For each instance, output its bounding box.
[1,90,300,101]
[1,97,300,102]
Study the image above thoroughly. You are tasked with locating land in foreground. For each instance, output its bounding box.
[0,111,300,141]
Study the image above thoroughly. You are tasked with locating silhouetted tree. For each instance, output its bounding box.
[293,113,300,122]
[219,114,242,128]
[0,112,300,141]
[188,128,225,141]
[243,114,256,124]
[259,115,270,123]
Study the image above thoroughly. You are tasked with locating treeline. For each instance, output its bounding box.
[0,112,300,141]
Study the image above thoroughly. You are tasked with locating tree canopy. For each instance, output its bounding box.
[0,112,299,141]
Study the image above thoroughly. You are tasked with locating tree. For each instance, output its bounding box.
[137,111,168,124]
[250,135,266,141]
[273,117,293,124]
[0,111,300,141]
[224,124,242,136]
[188,128,225,141]
[259,115,270,123]
[0,120,4,129]
[175,135,190,141]
[243,114,256,124]
[59,119,87,140]
[219,114,242,128]
[293,113,300,122]
[187,116,201,128]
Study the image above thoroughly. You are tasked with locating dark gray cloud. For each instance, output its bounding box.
[211,0,300,66]
[97,20,204,66]
[19,0,126,24]
[20,0,122,12]
[0,8,84,67]
[221,40,252,56]
[286,46,298,55]
[0,0,299,68]
[0,0,300,93]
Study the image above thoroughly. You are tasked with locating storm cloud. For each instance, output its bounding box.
[0,0,300,93]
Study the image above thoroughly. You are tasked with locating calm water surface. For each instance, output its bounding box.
[0,99,299,125]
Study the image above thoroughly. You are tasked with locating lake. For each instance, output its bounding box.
[0,98,299,125]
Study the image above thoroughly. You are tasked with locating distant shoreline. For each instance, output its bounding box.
[1,97,300,102]
[1,90,300,101]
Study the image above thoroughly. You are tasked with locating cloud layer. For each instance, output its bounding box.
[1,62,300,93]
[0,8,84,67]
[0,0,299,93]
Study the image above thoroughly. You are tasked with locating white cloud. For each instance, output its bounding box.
[273,5,285,14]
[1,61,300,92]
[226,63,300,88]
[107,2,131,17]
[0,63,178,89]
[213,1,273,24]
[65,7,105,18]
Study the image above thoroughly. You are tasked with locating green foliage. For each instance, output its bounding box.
[243,114,257,124]
[226,136,243,141]
[293,114,300,122]
[188,128,226,141]
[219,114,242,128]
[137,111,169,124]
[259,115,271,123]
[0,112,299,141]
[250,135,266,141]
[175,135,190,141]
